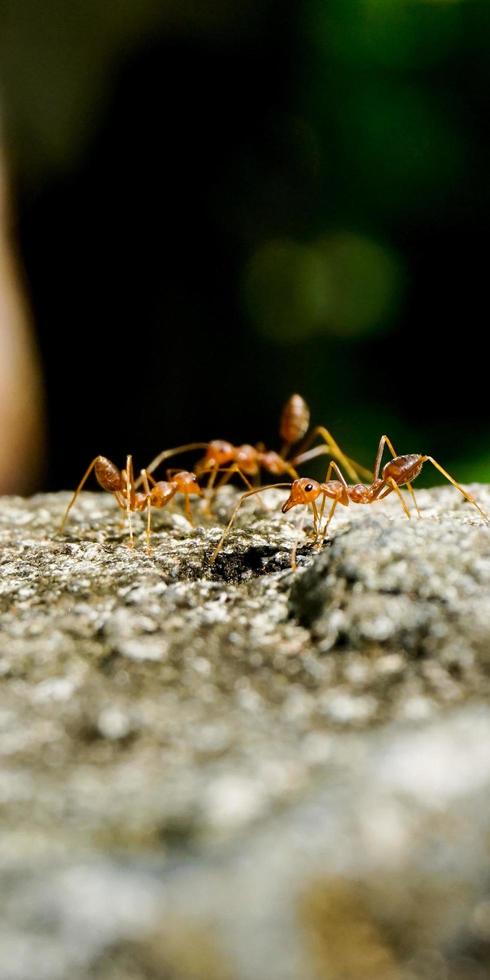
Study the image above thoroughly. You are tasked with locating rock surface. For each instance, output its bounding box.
[1,485,490,979]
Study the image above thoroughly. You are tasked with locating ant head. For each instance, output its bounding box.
[282,478,321,513]
[173,471,202,495]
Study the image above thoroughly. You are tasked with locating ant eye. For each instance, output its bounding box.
[305,483,314,492]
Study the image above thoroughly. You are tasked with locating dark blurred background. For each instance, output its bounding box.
[1,0,490,490]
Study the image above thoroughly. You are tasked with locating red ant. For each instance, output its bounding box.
[59,455,201,551]
[211,434,488,568]
[138,394,370,497]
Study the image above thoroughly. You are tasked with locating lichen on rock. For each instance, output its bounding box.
[1,484,490,979]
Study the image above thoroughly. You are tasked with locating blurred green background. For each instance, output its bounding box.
[1,0,490,488]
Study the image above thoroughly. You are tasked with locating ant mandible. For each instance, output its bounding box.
[211,434,488,568]
[138,394,369,497]
[59,455,201,551]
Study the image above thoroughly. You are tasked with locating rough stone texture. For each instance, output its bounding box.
[1,485,490,979]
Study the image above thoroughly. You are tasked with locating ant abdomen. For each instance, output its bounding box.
[280,394,310,446]
[94,456,123,493]
[383,454,423,487]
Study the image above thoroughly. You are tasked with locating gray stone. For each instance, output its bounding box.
[0,485,490,979]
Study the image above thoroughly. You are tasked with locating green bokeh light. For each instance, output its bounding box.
[336,83,465,209]
[243,239,331,344]
[317,232,404,337]
[244,232,403,343]
[307,0,461,70]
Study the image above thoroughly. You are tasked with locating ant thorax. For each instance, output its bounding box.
[134,492,149,512]
[321,480,350,505]
[235,445,260,475]
[348,483,373,504]
[150,482,176,507]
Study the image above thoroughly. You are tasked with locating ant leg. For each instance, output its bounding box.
[383,477,411,519]
[283,462,299,480]
[288,500,320,570]
[317,463,346,540]
[191,464,222,517]
[374,434,394,479]
[293,427,372,483]
[209,465,269,513]
[124,456,134,547]
[184,494,194,526]
[373,434,420,516]
[310,499,321,542]
[216,464,255,493]
[293,443,371,481]
[135,443,209,487]
[292,443,350,476]
[404,482,420,517]
[112,490,128,528]
[200,464,219,516]
[290,507,308,572]
[127,455,136,509]
[322,460,350,488]
[317,491,327,533]
[208,462,240,503]
[314,461,347,540]
[323,461,351,511]
[140,469,153,553]
[196,464,250,519]
[315,493,328,542]
[325,496,339,531]
[210,483,292,564]
[316,497,339,552]
[59,457,100,532]
[422,457,489,522]
[204,465,219,492]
